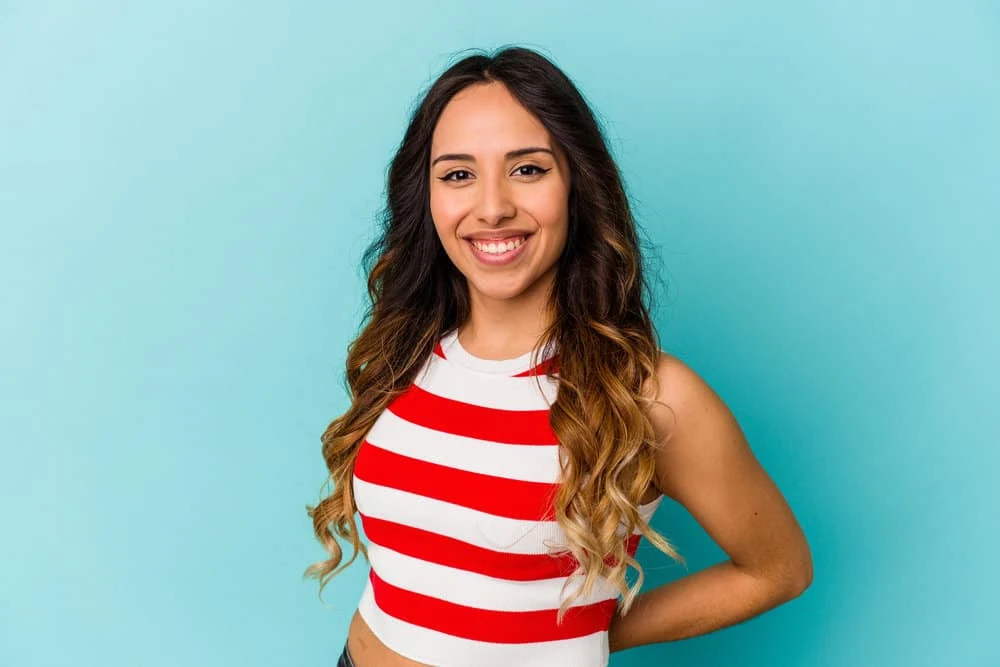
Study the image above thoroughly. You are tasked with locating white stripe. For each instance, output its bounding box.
[641,496,663,521]
[366,409,563,483]
[355,477,567,554]
[357,580,609,667]
[354,478,662,555]
[414,354,559,410]
[368,543,617,612]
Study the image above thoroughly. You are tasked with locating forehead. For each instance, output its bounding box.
[431,82,552,154]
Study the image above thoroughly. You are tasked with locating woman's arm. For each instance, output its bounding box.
[609,353,813,653]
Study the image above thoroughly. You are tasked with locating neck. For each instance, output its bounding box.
[459,275,556,361]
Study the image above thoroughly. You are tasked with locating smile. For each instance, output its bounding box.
[470,235,527,254]
[466,234,531,266]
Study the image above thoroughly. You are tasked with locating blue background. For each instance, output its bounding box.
[2,2,997,665]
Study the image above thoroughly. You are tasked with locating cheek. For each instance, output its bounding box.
[523,187,569,237]
[429,188,467,235]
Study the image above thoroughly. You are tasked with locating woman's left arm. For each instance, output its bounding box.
[609,353,813,653]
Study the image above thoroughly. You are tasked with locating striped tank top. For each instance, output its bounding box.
[352,329,662,666]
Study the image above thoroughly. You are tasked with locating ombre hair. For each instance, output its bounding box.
[306,45,684,623]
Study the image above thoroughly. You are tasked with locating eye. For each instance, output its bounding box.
[440,169,472,182]
[514,164,550,177]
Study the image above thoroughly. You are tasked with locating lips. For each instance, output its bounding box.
[463,232,533,242]
[466,233,530,266]
[469,235,527,253]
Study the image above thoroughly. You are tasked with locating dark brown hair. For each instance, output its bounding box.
[306,45,682,623]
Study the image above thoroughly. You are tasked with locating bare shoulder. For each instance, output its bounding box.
[643,349,753,500]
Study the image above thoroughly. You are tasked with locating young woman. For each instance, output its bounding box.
[306,46,812,667]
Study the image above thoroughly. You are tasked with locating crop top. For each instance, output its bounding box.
[352,329,663,667]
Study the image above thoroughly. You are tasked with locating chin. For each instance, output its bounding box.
[467,277,534,302]
[471,287,527,302]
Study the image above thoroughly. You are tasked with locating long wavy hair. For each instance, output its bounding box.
[306,45,684,623]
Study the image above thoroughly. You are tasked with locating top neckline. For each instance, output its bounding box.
[439,329,556,377]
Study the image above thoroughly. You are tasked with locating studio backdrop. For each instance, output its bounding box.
[1,2,997,666]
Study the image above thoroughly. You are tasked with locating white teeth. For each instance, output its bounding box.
[471,236,525,254]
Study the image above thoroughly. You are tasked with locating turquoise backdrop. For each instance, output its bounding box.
[2,2,997,666]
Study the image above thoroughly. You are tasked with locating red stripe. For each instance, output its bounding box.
[387,384,558,445]
[433,341,446,359]
[369,568,618,643]
[360,513,578,579]
[361,513,644,580]
[355,442,559,520]
[513,354,560,377]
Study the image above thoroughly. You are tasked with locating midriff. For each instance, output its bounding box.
[347,608,431,667]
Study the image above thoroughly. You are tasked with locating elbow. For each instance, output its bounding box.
[784,551,814,599]
[763,564,811,604]
[783,532,814,598]
[740,539,814,601]
[790,561,813,597]
[763,549,813,600]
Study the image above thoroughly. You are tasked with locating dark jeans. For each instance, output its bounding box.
[336,642,356,667]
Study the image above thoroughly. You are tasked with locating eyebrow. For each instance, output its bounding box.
[430,146,554,167]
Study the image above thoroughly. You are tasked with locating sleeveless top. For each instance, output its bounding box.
[352,329,663,667]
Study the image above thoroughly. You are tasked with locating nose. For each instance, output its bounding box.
[475,172,517,226]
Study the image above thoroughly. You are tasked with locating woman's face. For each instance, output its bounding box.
[429,82,571,306]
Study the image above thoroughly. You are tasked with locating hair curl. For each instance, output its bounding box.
[305,45,684,624]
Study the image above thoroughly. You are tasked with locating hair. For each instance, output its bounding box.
[305,45,684,624]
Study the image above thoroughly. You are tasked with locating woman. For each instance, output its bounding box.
[306,46,812,667]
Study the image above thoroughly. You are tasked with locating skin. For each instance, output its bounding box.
[427,80,571,359]
[347,81,812,666]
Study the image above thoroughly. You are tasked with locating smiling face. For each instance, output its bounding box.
[429,82,572,308]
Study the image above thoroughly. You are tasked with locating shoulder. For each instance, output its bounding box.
[643,350,720,436]
[647,350,704,404]
[643,351,749,501]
